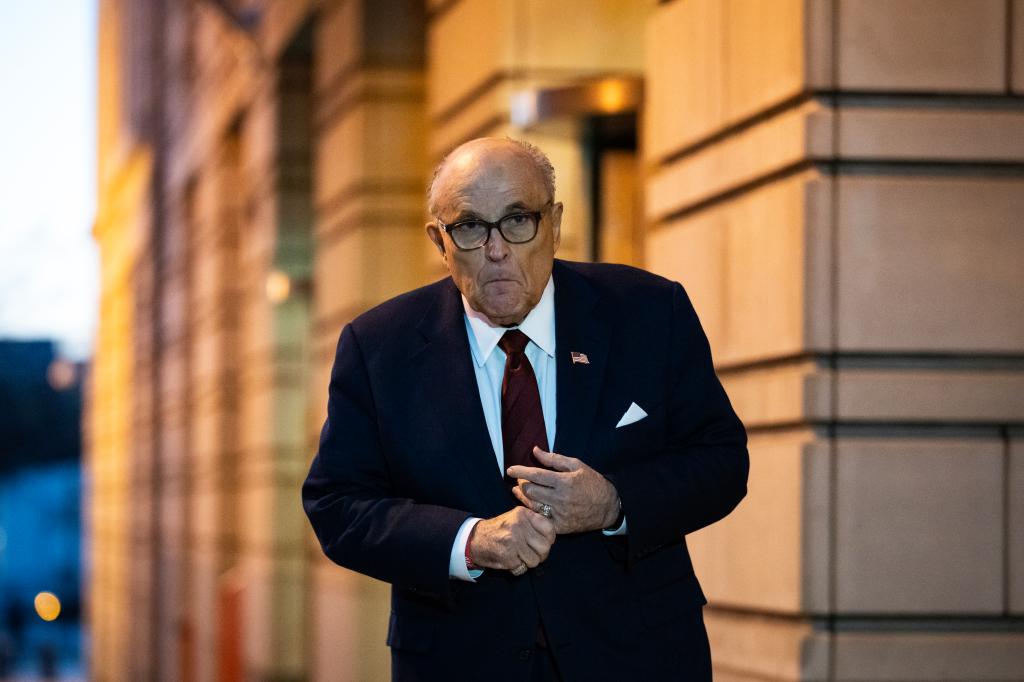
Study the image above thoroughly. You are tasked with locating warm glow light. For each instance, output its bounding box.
[34,592,61,621]
[596,80,627,113]
[47,359,77,390]
[266,270,291,303]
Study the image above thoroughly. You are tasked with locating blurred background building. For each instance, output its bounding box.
[89,0,1024,680]
[0,341,84,678]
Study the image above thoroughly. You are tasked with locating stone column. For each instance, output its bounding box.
[644,1,1024,679]
[308,2,430,679]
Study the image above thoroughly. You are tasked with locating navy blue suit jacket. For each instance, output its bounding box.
[302,260,748,680]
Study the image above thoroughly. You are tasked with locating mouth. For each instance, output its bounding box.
[482,278,523,289]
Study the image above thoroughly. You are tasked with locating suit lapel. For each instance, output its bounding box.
[552,262,611,464]
[414,279,513,517]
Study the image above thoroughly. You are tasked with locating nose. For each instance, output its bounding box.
[483,226,511,261]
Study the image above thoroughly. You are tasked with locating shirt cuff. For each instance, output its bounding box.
[449,516,484,581]
[601,515,628,536]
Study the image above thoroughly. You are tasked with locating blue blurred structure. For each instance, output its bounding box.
[0,340,83,678]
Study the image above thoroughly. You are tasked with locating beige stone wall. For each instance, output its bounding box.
[645,0,1024,679]
[90,1,1024,680]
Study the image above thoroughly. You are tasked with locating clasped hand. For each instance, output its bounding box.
[509,447,620,535]
[467,448,620,573]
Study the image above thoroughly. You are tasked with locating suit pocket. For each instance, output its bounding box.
[386,611,435,653]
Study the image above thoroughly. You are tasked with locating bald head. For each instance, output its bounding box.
[427,137,555,217]
[424,136,563,326]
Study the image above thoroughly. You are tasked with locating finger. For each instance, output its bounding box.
[512,485,542,511]
[518,545,542,568]
[525,532,551,561]
[533,446,581,472]
[506,465,561,487]
[526,511,556,540]
[520,481,558,506]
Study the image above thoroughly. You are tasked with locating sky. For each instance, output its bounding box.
[0,1,97,361]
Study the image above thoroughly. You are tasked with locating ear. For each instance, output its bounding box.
[549,201,563,253]
[425,222,446,258]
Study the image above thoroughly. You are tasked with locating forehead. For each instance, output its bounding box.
[434,146,548,218]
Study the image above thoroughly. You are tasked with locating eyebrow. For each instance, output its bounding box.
[446,201,532,223]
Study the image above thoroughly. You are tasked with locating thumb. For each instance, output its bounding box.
[533,446,579,471]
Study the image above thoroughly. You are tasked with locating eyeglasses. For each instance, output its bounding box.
[437,201,552,251]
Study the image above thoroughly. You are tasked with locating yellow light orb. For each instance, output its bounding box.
[266,270,291,303]
[596,79,627,113]
[34,592,61,621]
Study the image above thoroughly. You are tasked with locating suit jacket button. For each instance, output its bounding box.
[518,648,532,660]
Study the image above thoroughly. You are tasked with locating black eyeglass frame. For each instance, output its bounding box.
[436,201,553,251]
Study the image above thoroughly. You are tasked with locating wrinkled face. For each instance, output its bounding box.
[427,141,562,326]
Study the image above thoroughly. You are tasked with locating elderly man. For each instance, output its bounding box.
[302,137,748,681]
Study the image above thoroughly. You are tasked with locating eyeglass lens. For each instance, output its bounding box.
[451,213,538,249]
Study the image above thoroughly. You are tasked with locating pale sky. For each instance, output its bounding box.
[0,1,97,361]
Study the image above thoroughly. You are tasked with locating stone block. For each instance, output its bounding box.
[1010,435,1024,613]
[720,360,824,429]
[644,0,723,159]
[428,0,515,118]
[835,438,1004,614]
[688,430,824,614]
[646,0,816,160]
[837,108,1024,162]
[316,100,427,211]
[833,631,1024,680]
[314,220,429,324]
[705,609,828,682]
[1014,0,1024,93]
[723,0,807,127]
[314,0,362,94]
[647,171,828,368]
[836,369,1024,423]
[518,0,652,73]
[805,0,836,89]
[837,0,1006,92]
[837,177,1024,353]
[647,101,832,220]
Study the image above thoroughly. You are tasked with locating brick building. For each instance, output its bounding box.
[90,1,1024,680]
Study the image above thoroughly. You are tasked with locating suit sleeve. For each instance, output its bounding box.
[604,282,749,564]
[302,323,471,598]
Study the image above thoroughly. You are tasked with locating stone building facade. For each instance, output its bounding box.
[90,1,1024,680]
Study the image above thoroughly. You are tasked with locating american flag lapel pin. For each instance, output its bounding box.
[570,351,589,365]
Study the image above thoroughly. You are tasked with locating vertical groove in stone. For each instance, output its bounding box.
[1002,425,1011,616]
[1006,0,1014,93]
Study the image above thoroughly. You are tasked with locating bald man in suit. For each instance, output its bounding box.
[303,137,748,681]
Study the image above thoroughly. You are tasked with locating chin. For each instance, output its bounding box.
[479,298,528,325]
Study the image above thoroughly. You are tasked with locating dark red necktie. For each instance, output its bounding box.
[499,329,548,476]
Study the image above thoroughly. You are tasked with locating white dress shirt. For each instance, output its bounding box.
[448,276,625,582]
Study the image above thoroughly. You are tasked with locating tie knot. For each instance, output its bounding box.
[499,329,530,356]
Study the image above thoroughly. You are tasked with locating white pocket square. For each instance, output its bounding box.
[615,402,648,428]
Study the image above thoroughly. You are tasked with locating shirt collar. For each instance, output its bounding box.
[463,275,556,366]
